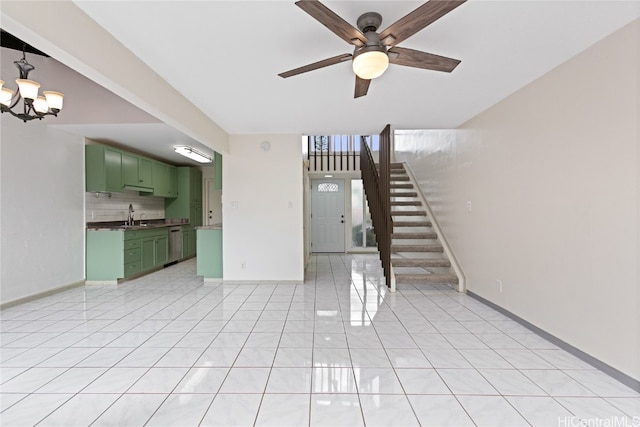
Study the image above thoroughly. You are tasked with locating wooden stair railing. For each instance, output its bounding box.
[360,125,394,289]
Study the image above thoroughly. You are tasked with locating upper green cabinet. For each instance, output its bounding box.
[123,153,153,191]
[151,161,178,198]
[165,167,203,227]
[86,144,124,192]
[85,143,177,198]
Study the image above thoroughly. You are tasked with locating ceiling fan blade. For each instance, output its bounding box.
[296,0,367,46]
[379,0,466,46]
[278,53,352,78]
[388,47,460,72]
[354,76,371,98]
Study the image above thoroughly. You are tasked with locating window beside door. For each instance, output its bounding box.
[351,179,376,249]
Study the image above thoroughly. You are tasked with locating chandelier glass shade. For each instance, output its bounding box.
[1,50,64,123]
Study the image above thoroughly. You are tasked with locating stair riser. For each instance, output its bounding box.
[396,275,459,285]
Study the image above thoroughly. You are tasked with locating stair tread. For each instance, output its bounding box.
[390,176,410,181]
[391,210,427,216]
[390,201,421,206]
[391,244,444,252]
[390,192,418,197]
[395,273,459,284]
[392,258,451,267]
[393,221,432,227]
[390,183,413,189]
[391,232,437,239]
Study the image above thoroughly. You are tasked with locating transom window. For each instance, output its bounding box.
[318,183,339,192]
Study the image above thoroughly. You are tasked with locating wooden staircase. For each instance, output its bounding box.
[386,163,459,286]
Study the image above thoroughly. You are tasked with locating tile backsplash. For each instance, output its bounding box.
[86,191,165,222]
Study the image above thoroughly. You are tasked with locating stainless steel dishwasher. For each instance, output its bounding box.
[168,226,183,263]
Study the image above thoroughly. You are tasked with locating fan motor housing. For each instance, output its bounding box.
[357,12,382,33]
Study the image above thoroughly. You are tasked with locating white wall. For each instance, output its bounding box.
[223,134,304,282]
[0,115,85,304]
[395,19,640,380]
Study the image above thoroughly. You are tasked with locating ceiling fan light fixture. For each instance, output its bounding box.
[352,46,389,80]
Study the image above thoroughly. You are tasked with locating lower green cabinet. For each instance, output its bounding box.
[141,238,156,270]
[197,228,222,280]
[181,229,196,259]
[87,228,169,283]
[156,235,169,265]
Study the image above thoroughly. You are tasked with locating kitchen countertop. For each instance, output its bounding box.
[87,218,189,231]
[196,223,222,230]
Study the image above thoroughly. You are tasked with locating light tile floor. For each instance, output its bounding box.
[1,254,638,426]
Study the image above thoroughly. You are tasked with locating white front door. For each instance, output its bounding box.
[311,179,345,252]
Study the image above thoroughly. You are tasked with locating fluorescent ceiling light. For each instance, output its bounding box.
[174,146,212,163]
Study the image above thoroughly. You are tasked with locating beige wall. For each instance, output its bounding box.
[222,134,304,282]
[395,19,640,380]
[1,115,85,305]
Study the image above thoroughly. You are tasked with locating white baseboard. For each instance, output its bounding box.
[0,280,86,309]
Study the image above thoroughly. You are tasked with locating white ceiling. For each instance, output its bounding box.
[7,1,635,158]
[71,0,639,137]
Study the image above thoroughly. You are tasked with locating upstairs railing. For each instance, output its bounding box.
[360,125,393,289]
[306,135,379,172]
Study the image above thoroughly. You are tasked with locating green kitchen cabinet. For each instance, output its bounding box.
[197,228,222,280]
[141,237,156,270]
[140,229,169,270]
[156,234,169,265]
[86,228,169,283]
[191,169,203,205]
[151,161,177,198]
[190,205,203,228]
[181,228,196,259]
[123,153,153,191]
[86,144,124,192]
[166,167,203,227]
[182,230,191,259]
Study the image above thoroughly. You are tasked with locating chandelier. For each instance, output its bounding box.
[0,48,64,123]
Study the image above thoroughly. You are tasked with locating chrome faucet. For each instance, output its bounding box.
[127,204,135,226]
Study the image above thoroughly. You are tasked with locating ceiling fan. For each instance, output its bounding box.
[278,0,466,98]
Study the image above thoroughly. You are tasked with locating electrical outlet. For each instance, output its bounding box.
[497,280,503,293]
[241,262,246,270]
[466,201,472,212]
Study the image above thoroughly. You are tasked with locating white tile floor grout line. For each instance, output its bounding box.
[0,254,638,426]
